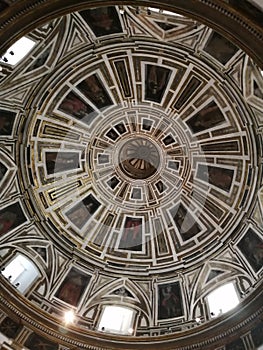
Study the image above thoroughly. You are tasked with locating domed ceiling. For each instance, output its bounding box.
[0,2,262,350]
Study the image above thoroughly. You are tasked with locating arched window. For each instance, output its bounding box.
[207,282,240,318]
[1,253,40,293]
[0,36,35,66]
[98,305,135,335]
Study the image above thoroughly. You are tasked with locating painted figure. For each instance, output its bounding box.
[66,194,101,229]
[204,31,239,65]
[145,65,171,103]
[0,202,26,236]
[28,47,51,71]
[45,151,80,175]
[0,211,17,235]
[56,268,90,307]
[158,282,183,319]
[197,164,234,192]
[119,217,142,251]
[238,229,263,272]
[0,110,16,135]
[80,7,123,37]
[57,275,84,306]
[171,204,201,241]
[161,285,179,318]
[59,91,96,124]
[207,166,233,191]
[186,101,225,133]
[77,74,112,109]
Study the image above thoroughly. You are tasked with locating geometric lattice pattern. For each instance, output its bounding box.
[0,4,262,349]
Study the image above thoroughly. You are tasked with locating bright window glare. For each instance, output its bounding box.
[64,310,75,324]
[99,306,134,334]
[2,254,39,293]
[163,10,183,17]
[207,282,240,317]
[0,37,35,65]
[148,7,183,17]
[148,7,160,12]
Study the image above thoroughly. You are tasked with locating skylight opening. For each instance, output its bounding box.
[207,282,240,318]
[0,36,35,66]
[98,305,135,335]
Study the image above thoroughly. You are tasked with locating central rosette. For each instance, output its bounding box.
[119,137,160,179]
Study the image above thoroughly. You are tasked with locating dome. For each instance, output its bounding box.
[0,1,262,350]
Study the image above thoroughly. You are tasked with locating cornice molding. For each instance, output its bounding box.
[1,279,263,349]
[0,1,262,66]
